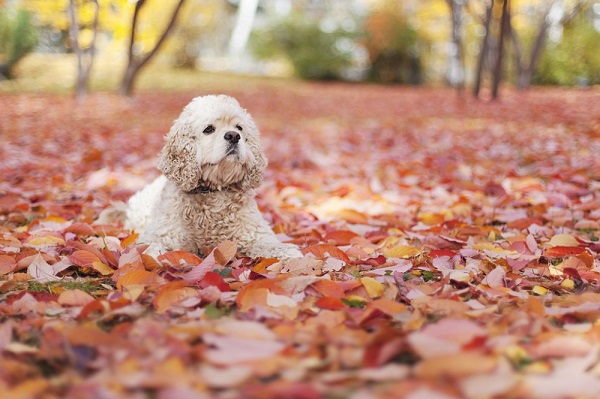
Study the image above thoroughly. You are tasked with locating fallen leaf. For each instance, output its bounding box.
[58,289,95,306]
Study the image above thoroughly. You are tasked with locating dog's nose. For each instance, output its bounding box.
[224,131,241,144]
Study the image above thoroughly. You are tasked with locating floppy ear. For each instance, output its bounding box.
[239,118,268,191]
[157,118,200,193]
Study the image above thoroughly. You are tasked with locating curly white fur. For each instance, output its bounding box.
[121,95,302,259]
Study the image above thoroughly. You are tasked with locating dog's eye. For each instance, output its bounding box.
[235,124,243,132]
[203,125,215,134]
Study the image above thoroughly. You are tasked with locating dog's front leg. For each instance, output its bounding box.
[235,217,303,259]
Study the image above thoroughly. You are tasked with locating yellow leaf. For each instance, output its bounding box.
[27,235,65,246]
[418,212,445,226]
[561,279,575,290]
[345,294,368,303]
[121,285,144,302]
[91,261,114,276]
[384,245,421,259]
[360,277,385,298]
[532,285,548,296]
[547,234,579,247]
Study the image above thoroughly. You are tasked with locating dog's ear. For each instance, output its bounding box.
[240,117,268,191]
[157,119,200,192]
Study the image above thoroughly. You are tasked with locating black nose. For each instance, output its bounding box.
[224,131,241,144]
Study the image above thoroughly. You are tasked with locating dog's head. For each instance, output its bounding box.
[158,95,267,193]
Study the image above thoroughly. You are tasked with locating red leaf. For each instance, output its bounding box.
[428,249,457,258]
[315,296,344,310]
[545,246,585,257]
[199,271,231,292]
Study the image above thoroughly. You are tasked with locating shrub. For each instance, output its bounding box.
[534,15,600,86]
[250,15,357,80]
[363,7,424,84]
[0,8,38,79]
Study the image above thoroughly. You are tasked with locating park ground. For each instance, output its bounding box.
[1,76,600,398]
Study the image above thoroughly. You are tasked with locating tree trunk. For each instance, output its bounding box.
[67,0,99,98]
[119,0,186,96]
[446,0,465,93]
[473,0,494,98]
[491,0,509,99]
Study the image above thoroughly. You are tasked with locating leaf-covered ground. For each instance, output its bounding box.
[1,85,600,398]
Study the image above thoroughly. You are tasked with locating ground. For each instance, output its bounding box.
[1,81,600,399]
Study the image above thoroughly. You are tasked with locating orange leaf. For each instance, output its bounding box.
[214,240,237,265]
[323,230,359,245]
[236,279,286,311]
[312,279,345,298]
[116,269,159,289]
[237,287,269,312]
[64,222,96,236]
[121,233,139,248]
[58,289,95,306]
[575,250,594,268]
[506,217,543,230]
[68,250,101,268]
[252,258,279,274]
[369,298,407,315]
[0,255,17,275]
[141,253,161,271]
[335,209,368,224]
[158,251,202,267]
[315,296,345,310]
[153,282,198,313]
[302,244,350,263]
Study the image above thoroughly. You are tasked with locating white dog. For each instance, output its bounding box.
[101,95,302,259]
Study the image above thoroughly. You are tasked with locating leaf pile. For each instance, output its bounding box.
[1,87,600,398]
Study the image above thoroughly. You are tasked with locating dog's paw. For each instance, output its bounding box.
[279,245,304,259]
[142,243,169,258]
[259,244,303,260]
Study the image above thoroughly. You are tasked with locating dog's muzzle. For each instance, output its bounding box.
[225,131,241,155]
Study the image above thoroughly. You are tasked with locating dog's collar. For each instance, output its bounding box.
[185,184,238,195]
[186,186,222,195]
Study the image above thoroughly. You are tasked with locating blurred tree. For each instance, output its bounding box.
[534,11,600,85]
[67,0,99,98]
[364,2,425,84]
[472,0,510,99]
[250,14,356,80]
[445,0,466,91]
[120,0,187,96]
[0,7,37,79]
[508,0,587,88]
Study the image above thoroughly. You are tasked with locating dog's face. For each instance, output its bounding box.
[158,95,267,193]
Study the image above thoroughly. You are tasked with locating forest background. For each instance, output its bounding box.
[1,0,599,96]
